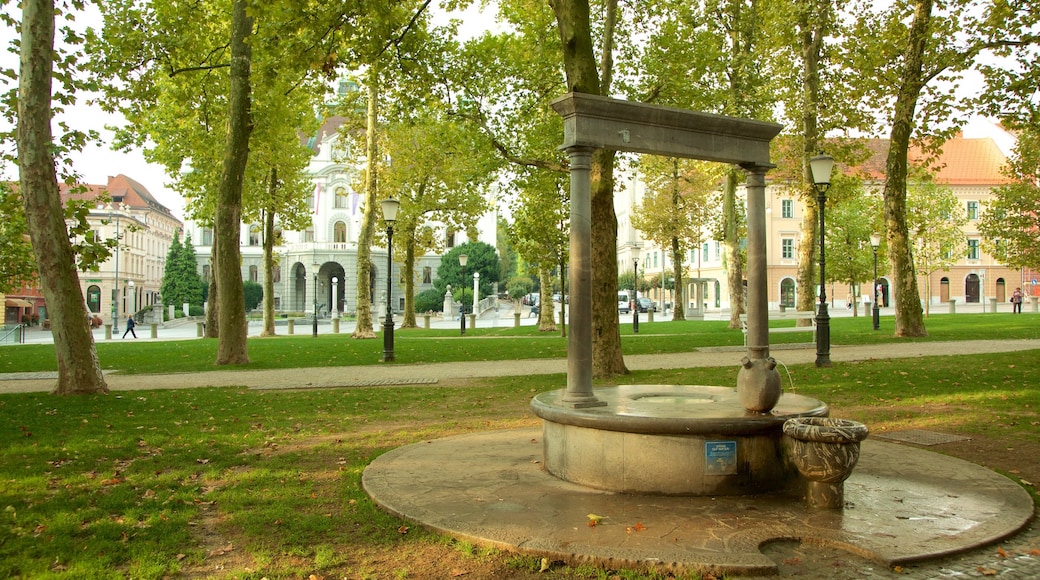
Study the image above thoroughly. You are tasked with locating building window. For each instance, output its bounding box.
[87,285,101,313]
[423,266,432,284]
[781,199,793,218]
[782,238,794,259]
[335,187,348,209]
[334,221,347,243]
[654,252,659,268]
[202,265,211,281]
[967,239,980,260]
[201,228,213,246]
[714,241,721,259]
[967,201,979,220]
[248,226,260,246]
[446,228,455,248]
[701,243,708,262]
[249,265,258,283]
[303,228,315,242]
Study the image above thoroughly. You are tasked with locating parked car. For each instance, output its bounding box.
[618,292,630,314]
[637,297,654,313]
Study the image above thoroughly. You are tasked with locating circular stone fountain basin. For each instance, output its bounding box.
[531,385,828,496]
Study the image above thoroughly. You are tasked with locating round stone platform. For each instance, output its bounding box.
[530,385,829,495]
[363,427,1034,577]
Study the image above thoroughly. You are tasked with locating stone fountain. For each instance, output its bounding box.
[531,93,863,504]
[363,95,1032,575]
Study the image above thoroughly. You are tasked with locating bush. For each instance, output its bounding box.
[243,281,263,311]
[188,304,205,317]
[415,289,444,313]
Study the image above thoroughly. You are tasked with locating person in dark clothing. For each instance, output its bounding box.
[122,315,137,338]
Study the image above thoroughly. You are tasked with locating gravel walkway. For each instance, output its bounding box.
[2,339,1037,394]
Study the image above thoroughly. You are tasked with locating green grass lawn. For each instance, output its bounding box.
[0,313,1038,578]
[2,313,1038,375]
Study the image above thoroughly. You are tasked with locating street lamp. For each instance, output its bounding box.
[809,154,834,367]
[870,232,881,331]
[312,264,320,338]
[459,253,468,335]
[380,197,400,362]
[632,243,641,333]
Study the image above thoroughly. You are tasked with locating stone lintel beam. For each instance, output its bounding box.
[550,93,781,165]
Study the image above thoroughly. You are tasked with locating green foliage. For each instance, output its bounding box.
[0,184,38,292]
[980,127,1040,270]
[825,177,882,288]
[159,231,205,308]
[507,276,534,301]
[242,280,263,311]
[435,242,501,299]
[414,288,444,313]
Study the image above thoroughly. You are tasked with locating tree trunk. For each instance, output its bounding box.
[18,0,108,395]
[352,65,380,339]
[796,0,826,322]
[883,0,930,337]
[550,0,626,376]
[723,169,744,328]
[261,175,277,337]
[672,238,685,321]
[215,0,253,364]
[205,241,219,338]
[401,233,417,328]
[537,267,558,331]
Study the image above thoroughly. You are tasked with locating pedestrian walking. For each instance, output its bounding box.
[122,315,137,338]
[1012,287,1024,314]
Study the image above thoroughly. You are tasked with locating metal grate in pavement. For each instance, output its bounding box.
[872,429,972,446]
[250,377,438,390]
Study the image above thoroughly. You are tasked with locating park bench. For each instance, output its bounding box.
[738,311,816,346]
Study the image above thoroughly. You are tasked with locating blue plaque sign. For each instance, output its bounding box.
[705,440,737,475]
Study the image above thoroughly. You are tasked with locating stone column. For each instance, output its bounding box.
[561,147,603,408]
[737,164,781,413]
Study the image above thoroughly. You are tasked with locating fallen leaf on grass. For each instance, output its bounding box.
[450,569,468,577]
[397,525,409,534]
[997,546,1010,558]
[586,513,603,526]
[977,566,997,576]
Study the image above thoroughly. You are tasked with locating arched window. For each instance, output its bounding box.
[940,277,950,303]
[273,265,281,283]
[249,265,258,283]
[334,221,347,243]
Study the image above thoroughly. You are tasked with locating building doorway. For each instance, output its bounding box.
[965,274,980,303]
[996,278,1006,302]
[940,277,950,303]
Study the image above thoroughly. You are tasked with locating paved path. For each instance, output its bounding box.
[2,338,1038,394]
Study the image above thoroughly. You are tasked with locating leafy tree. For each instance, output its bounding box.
[979,127,1040,270]
[13,0,108,394]
[822,179,882,317]
[509,170,568,331]
[906,169,965,316]
[632,157,721,321]
[377,104,498,328]
[434,242,500,302]
[160,231,205,309]
[840,0,1038,337]
[0,183,41,292]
